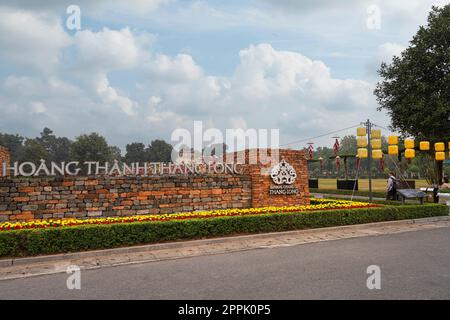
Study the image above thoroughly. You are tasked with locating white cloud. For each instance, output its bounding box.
[0,4,397,149]
[0,6,71,71]
[378,42,406,64]
[30,102,47,114]
[144,53,203,82]
[74,27,147,72]
[93,74,137,116]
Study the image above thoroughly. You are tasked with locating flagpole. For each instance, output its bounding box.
[365,119,373,203]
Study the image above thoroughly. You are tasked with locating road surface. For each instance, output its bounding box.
[1,227,449,299]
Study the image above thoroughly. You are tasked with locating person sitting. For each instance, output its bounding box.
[440,177,450,190]
[386,172,398,200]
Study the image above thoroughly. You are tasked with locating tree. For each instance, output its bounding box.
[17,139,49,164]
[0,133,24,162]
[70,133,113,165]
[109,146,123,162]
[36,128,72,162]
[147,139,173,162]
[374,5,450,184]
[124,142,148,163]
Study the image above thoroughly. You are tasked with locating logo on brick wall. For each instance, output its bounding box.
[270,159,297,185]
[269,160,299,195]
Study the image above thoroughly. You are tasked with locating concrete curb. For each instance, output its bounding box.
[1,215,449,269]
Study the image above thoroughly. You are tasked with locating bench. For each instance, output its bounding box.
[397,189,426,205]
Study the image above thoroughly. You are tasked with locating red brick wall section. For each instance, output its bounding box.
[0,148,310,222]
[0,146,10,177]
[227,149,310,208]
[0,175,252,222]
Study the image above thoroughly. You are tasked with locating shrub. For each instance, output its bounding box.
[0,204,447,257]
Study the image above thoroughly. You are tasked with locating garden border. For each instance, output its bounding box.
[0,203,447,257]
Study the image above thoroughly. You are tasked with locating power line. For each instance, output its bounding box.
[280,124,360,147]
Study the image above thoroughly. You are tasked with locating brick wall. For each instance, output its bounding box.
[0,148,309,222]
[227,149,310,207]
[0,175,252,222]
[0,147,10,177]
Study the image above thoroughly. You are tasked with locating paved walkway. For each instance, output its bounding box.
[1,216,449,281]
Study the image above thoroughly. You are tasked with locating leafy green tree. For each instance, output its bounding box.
[17,139,49,164]
[36,128,72,162]
[147,139,173,162]
[124,142,148,163]
[0,133,24,162]
[70,133,113,164]
[374,5,450,184]
[109,146,123,162]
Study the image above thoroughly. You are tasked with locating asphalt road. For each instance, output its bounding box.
[1,227,450,300]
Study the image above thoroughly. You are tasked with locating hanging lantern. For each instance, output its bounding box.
[388,135,398,145]
[371,139,382,149]
[357,137,368,147]
[420,141,430,151]
[358,148,368,158]
[372,149,383,159]
[371,129,381,139]
[435,142,445,152]
[405,148,415,159]
[404,139,415,149]
[357,127,366,136]
[388,145,398,155]
[435,152,445,161]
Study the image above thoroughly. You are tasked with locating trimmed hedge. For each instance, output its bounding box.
[0,204,448,257]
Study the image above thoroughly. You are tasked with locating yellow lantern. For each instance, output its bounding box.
[372,149,383,159]
[358,148,368,158]
[357,127,366,136]
[371,139,382,149]
[357,137,368,147]
[388,145,398,155]
[371,129,381,139]
[404,139,415,149]
[420,141,430,151]
[388,136,398,145]
[405,148,415,159]
[435,152,445,161]
[435,142,445,152]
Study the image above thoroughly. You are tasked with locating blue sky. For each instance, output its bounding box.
[0,0,448,151]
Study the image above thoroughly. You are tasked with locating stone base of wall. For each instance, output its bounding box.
[0,175,251,221]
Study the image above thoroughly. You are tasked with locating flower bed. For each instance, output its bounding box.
[0,203,447,258]
[0,198,378,231]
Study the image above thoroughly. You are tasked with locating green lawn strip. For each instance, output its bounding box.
[0,204,447,258]
[311,188,388,198]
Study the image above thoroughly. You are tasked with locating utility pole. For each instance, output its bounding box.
[365,119,373,203]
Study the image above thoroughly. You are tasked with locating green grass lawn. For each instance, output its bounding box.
[317,178,429,191]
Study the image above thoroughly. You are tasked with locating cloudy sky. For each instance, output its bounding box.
[0,0,447,151]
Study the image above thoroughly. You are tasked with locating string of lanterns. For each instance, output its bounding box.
[356,127,448,161]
